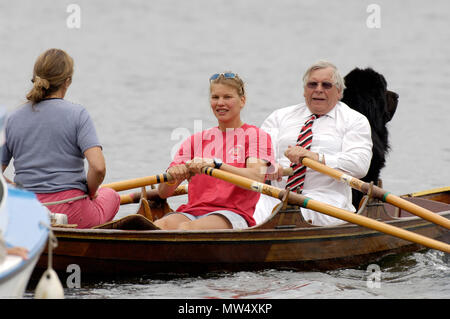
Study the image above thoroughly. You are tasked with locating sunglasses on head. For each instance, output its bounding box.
[306,81,334,90]
[209,72,237,81]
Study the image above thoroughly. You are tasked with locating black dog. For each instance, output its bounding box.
[341,67,399,209]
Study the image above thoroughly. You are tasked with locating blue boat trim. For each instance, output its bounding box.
[0,184,50,288]
[0,225,48,284]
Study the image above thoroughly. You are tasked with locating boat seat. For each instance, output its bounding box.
[253,204,316,229]
[354,195,395,220]
[93,214,160,230]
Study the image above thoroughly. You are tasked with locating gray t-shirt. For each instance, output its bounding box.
[1,99,102,193]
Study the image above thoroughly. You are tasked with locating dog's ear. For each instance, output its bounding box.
[385,90,399,122]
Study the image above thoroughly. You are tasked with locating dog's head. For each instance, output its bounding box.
[342,68,399,206]
[342,67,398,125]
[385,90,399,122]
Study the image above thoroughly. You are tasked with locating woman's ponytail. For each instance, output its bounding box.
[26,49,74,106]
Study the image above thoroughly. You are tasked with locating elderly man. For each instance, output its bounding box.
[254,60,373,226]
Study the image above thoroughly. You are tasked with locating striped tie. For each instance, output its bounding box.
[286,114,321,192]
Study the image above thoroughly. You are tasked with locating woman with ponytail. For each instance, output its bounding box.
[1,48,120,228]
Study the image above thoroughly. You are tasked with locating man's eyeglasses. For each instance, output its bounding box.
[210,73,237,81]
[306,81,334,90]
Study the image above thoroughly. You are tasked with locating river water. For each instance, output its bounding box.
[0,0,449,300]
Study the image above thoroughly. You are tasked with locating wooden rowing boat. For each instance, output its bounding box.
[33,185,450,277]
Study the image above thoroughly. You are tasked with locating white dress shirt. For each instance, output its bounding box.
[254,102,373,226]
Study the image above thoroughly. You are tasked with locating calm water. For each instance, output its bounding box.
[40,250,450,299]
[1,0,449,299]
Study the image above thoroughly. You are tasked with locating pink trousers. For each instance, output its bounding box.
[37,188,120,229]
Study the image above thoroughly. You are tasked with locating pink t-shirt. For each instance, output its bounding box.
[170,124,274,227]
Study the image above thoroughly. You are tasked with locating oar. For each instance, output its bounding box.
[201,166,450,253]
[120,184,188,205]
[108,166,291,194]
[101,173,173,192]
[299,157,450,230]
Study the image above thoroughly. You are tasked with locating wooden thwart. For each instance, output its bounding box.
[93,213,160,230]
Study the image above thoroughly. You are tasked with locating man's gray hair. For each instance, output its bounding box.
[302,60,346,93]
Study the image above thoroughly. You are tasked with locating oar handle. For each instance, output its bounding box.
[120,184,187,205]
[200,166,450,253]
[301,157,450,230]
[116,166,290,203]
[101,173,174,192]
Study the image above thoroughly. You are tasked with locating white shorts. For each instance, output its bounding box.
[173,210,248,229]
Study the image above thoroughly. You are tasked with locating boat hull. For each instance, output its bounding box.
[35,209,449,277]
[32,188,450,278]
[0,249,43,298]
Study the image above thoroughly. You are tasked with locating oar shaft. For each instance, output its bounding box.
[110,166,289,194]
[201,167,450,253]
[101,173,173,192]
[120,184,188,205]
[301,157,450,230]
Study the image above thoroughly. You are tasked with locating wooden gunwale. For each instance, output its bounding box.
[50,217,443,243]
